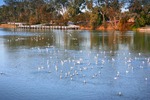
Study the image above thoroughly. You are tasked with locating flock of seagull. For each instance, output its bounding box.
[1,30,150,97]
[32,45,150,97]
[35,45,150,85]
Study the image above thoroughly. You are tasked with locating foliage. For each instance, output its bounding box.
[0,0,150,30]
[129,0,150,27]
[89,7,102,29]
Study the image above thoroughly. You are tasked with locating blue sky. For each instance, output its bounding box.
[0,1,4,5]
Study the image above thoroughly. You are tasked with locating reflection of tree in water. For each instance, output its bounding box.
[90,31,120,51]
[129,32,150,52]
[119,32,132,45]
[55,30,134,52]
[63,31,85,50]
[3,30,150,52]
[90,31,134,52]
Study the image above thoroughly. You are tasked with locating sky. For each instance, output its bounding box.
[0,0,4,6]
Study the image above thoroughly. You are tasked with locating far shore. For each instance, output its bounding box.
[1,23,150,32]
[0,23,116,31]
[0,24,16,28]
[137,26,150,32]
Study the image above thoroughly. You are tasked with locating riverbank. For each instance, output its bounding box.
[0,23,118,30]
[0,24,16,28]
[80,24,114,30]
[0,24,80,30]
[137,26,150,32]
[0,23,139,31]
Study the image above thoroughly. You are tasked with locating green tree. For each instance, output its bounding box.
[0,5,10,22]
[129,0,150,27]
[89,7,102,29]
[90,0,125,30]
[67,0,86,22]
[106,0,122,29]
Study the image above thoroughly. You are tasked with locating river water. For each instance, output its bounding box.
[0,28,150,100]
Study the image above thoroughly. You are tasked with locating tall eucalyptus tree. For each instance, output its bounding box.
[128,0,150,27]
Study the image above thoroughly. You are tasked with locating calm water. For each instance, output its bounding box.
[0,28,150,100]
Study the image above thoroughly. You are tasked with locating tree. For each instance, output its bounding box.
[1,0,149,30]
[89,0,125,30]
[106,0,123,30]
[67,0,86,22]
[0,5,10,22]
[95,0,108,28]
[54,0,69,15]
[128,0,150,27]
[128,0,142,14]
[89,7,102,29]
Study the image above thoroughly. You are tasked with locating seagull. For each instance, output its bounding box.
[48,71,51,73]
[117,92,122,96]
[38,67,41,71]
[83,80,86,84]
[0,72,5,75]
[92,75,95,78]
[139,53,141,56]
[61,60,64,66]
[114,77,117,80]
[98,71,101,74]
[117,71,120,77]
[55,65,58,71]
[60,75,62,79]
[145,78,148,81]
[126,70,129,74]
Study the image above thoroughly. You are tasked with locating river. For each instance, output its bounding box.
[0,28,150,100]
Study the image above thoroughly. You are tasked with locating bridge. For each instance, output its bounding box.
[17,24,80,30]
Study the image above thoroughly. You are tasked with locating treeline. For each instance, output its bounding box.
[0,0,150,30]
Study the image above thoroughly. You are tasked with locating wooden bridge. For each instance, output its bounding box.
[17,24,80,30]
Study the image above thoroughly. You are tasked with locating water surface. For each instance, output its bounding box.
[0,28,150,100]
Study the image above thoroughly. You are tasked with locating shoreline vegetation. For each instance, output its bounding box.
[0,24,16,28]
[0,0,150,31]
[1,23,150,32]
[0,23,131,31]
